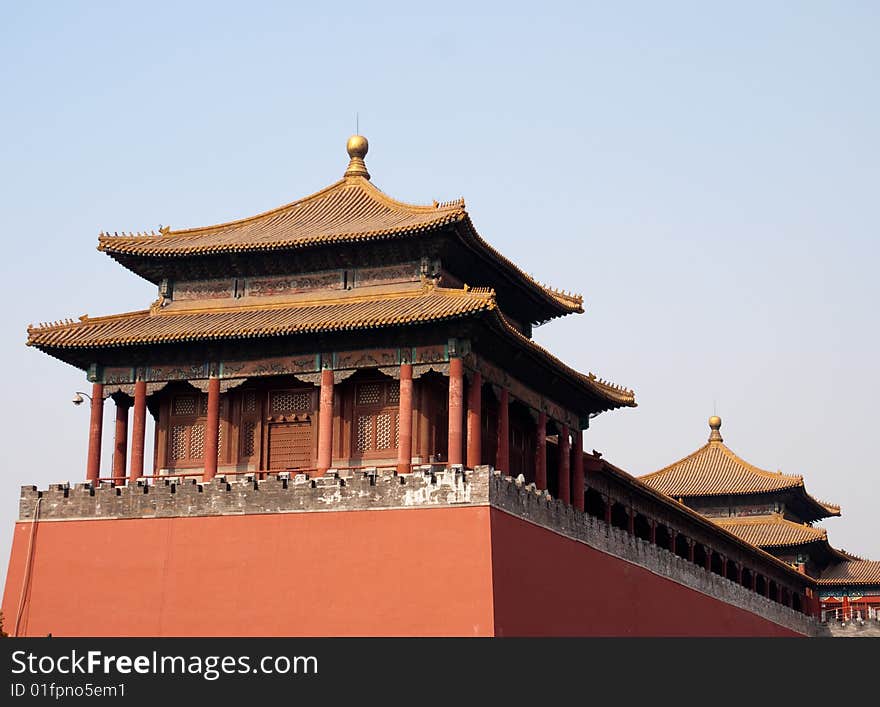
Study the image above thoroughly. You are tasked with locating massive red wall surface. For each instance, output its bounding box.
[3,506,805,636]
[489,509,802,636]
[2,507,495,637]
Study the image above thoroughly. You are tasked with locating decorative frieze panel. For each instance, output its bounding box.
[335,348,398,369]
[414,345,447,364]
[352,263,420,287]
[244,270,344,297]
[104,346,451,385]
[222,355,319,379]
[103,366,135,385]
[175,279,235,301]
[147,364,209,382]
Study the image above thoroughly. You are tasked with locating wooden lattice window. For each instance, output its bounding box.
[353,380,399,455]
[167,393,224,467]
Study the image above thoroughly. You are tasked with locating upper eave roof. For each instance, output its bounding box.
[26,282,634,410]
[640,439,840,520]
[96,175,583,322]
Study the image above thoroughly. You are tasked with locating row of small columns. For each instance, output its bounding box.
[592,495,812,615]
[85,380,149,485]
[85,357,585,493]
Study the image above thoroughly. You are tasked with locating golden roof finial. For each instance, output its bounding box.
[708,415,723,442]
[344,135,370,180]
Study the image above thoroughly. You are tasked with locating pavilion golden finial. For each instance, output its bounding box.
[708,415,723,442]
[344,134,370,180]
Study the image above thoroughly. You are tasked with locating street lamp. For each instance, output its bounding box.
[72,391,92,406]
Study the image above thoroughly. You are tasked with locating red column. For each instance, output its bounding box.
[112,398,129,484]
[129,379,147,484]
[203,377,220,481]
[737,564,744,585]
[466,371,482,469]
[317,369,334,474]
[603,496,612,525]
[688,541,696,563]
[572,429,584,511]
[650,519,657,544]
[496,388,509,473]
[721,557,729,578]
[627,507,635,535]
[397,364,414,474]
[535,411,547,489]
[704,548,712,571]
[85,382,104,483]
[447,358,464,467]
[557,425,570,504]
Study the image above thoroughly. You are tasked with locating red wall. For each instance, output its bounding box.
[2,507,495,637]
[3,506,807,637]
[489,509,803,637]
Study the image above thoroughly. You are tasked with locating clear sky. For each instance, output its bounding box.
[1,2,877,593]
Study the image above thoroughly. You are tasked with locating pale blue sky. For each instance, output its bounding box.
[1,2,878,592]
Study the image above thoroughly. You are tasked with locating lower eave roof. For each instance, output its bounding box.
[818,561,880,586]
[26,283,635,410]
[713,514,829,549]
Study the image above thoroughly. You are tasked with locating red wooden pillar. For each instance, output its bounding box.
[650,519,657,544]
[627,507,635,535]
[397,363,414,474]
[721,557,728,578]
[447,358,464,467]
[112,397,129,484]
[466,371,482,469]
[737,564,744,585]
[670,529,678,553]
[688,540,696,563]
[704,548,712,571]
[203,377,221,481]
[603,495,612,525]
[535,411,547,489]
[317,368,334,474]
[496,388,510,473]
[572,429,584,511]
[85,382,104,483]
[129,379,147,484]
[751,573,757,592]
[557,425,570,504]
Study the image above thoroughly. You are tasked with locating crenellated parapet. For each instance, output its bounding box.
[19,465,487,522]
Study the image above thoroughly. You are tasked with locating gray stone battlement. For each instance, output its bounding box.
[19,465,485,522]
[18,466,826,636]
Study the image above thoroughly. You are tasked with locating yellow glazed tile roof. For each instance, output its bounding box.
[97,174,583,319]
[26,283,635,409]
[640,421,840,519]
[27,284,496,349]
[713,514,828,549]
[818,561,880,586]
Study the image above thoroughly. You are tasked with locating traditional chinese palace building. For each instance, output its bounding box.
[642,416,880,625]
[3,137,826,637]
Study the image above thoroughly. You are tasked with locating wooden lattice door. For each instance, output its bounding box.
[267,421,313,470]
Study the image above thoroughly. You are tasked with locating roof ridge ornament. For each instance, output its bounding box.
[344,135,370,180]
[708,415,723,442]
